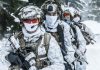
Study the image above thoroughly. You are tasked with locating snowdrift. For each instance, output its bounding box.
[82,20,100,34]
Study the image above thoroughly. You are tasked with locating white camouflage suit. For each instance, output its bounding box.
[44,18,76,69]
[5,25,65,70]
[71,23,87,70]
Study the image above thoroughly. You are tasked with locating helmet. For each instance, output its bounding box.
[18,5,43,20]
[62,8,72,21]
[41,0,59,16]
[63,9,71,17]
[18,5,43,33]
[72,9,81,23]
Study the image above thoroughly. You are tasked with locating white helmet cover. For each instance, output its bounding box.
[18,5,43,32]
[18,5,43,19]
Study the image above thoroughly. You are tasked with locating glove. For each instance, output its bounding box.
[75,48,86,59]
[76,49,83,56]
[25,52,36,61]
[64,52,75,64]
[25,52,36,66]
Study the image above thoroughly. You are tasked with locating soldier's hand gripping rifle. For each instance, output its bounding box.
[5,36,30,70]
[74,49,88,64]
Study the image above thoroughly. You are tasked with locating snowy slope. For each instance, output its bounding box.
[86,43,100,70]
[86,34,100,70]
[81,20,100,70]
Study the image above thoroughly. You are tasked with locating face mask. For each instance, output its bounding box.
[73,16,80,23]
[23,22,38,32]
[45,15,58,28]
[64,16,70,21]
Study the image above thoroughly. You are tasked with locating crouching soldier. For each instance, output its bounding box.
[5,5,65,70]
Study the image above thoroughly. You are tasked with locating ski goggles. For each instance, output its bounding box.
[22,18,39,24]
[63,13,70,17]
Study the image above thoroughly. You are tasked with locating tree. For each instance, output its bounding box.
[0,0,26,34]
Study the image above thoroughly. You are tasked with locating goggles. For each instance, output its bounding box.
[63,12,70,17]
[22,18,39,24]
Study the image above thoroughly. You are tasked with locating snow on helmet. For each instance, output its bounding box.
[62,6,73,21]
[18,5,43,33]
[41,0,59,15]
[63,9,71,17]
[18,5,43,20]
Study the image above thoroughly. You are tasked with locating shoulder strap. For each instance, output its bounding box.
[14,31,23,39]
[14,31,25,49]
[71,24,79,48]
[44,33,51,54]
[57,24,64,43]
[8,32,23,51]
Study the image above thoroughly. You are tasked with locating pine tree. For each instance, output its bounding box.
[0,0,26,34]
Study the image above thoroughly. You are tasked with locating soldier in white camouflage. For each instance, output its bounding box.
[5,4,65,70]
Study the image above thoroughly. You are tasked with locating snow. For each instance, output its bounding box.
[82,20,100,34]
[0,20,100,70]
[86,35,100,70]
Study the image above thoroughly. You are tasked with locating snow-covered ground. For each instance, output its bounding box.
[86,35,100,70]
[82,20,100,70]
[0,38,10,70]
[0,20,100,70]
[82,20,100,34]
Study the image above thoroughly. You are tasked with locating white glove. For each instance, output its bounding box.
[91,40,96,44]
[25,52,36,66]
[76,49,82,56]
[64,52,75,63]
[25,52,35,61]
[76,48,86,57]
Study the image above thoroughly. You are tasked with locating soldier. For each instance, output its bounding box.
[71,12,95,70]
[62,5,90,70]
[42,0,75,70]
[5,5,65,70]
[72,13,95,45]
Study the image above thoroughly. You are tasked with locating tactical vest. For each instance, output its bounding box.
[46,24,67,57]
[14,32,51,69]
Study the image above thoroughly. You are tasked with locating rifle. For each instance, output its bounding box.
[82,31,96,44]
[6,36,30,70]
[74,49,88,64]
[73,23,96,45]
